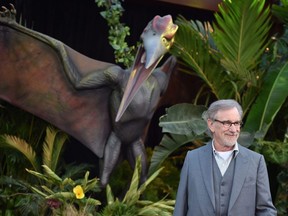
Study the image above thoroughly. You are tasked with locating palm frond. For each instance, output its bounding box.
[42,126,67,172]
[170,16,236,100]
[137,199,175,215]
[272,0,288,24]
[42,165,62,184]
[213,0,271,79]
[0,134,40,171]
[122,156,141,205]
[138,166,164,195]
[106,184,115,205]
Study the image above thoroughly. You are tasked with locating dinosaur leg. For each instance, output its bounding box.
[100,131,121,187]
[125,139,148,184]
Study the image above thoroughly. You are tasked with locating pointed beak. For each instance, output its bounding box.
[115,45,164,122]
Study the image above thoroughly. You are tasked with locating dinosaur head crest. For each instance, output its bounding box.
[141,15,178,69]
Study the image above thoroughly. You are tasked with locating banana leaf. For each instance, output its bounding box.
[149,103,208,175]
[159,103,207,135]
[244,61,288,138]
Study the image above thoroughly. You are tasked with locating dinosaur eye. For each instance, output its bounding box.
[162,37,171,48]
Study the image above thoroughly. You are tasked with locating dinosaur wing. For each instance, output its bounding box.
[0,8,114,158]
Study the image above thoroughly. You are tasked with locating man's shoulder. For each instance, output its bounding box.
[187,142,211,155]
[238,144,262,158]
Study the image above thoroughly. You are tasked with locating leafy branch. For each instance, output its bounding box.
[95,0,136,67]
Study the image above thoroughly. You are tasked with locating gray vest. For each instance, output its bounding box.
[213,154,236,216]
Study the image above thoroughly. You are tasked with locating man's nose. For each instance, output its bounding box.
[229,124,238,131]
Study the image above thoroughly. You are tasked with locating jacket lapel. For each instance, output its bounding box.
[199,142,215,209]
[228,145,249,211]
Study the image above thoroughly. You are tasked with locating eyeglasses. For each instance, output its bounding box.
[213,119,243,128]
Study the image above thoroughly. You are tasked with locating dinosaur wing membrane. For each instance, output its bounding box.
[0,9,113,158]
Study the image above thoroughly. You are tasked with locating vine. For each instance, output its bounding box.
[95,0,136,67]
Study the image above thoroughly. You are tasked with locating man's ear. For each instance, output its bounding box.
[207,119,215,133]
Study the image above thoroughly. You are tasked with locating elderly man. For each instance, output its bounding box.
[173,99,277,216]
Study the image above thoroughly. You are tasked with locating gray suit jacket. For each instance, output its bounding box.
[173,142,277,216]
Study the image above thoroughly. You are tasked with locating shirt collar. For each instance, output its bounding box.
[212,140,239,157]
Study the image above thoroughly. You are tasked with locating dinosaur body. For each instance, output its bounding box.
[0,6,178,185]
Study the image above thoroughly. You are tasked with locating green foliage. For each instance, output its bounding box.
[253,141,288,165]
[213,0,271,75]
[0,123,95,215]
[145,148,181,201]
[26,165,101,215]
[244,60,288,137]
[275,169,288,215]
[159,104,207,135]
[95,0,136,67]
[149,104,207,175]
[212,0,271,113]
[0,176,45,215]
[156,0,287,169]
[244,1,288,138]
[170,17,231,101]
[98,157,175,216]
[272,0,288,23]
[170,0,271,115]
[98,200,137,216]
[0,134,40,172]
[154,0,288,213]
[0,127,67,173]
[0,125,68,215]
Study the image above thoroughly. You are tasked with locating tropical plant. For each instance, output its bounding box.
[172,0,270,113]
[0,126,67,174]
[148,0,288,214]
[150,0,285,176]
[149,104,208,175]
[0,125,68,215]
[26,165,101,215]
[0,122,102,215]
[98,157,175,216]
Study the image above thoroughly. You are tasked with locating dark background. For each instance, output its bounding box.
[3,0,215,63]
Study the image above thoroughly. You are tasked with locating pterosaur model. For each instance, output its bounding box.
[0,5,178,186]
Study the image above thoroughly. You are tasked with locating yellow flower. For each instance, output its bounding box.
[73,185,85,199]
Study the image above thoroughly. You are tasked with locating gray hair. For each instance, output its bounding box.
[202,99,243,121]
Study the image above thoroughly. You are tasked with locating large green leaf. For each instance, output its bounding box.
[244,61,288,137]
[149,103,209,175]
[159,103,207,135]
[148,133,205,176]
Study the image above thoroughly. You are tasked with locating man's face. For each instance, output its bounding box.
[207,107,241,151]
